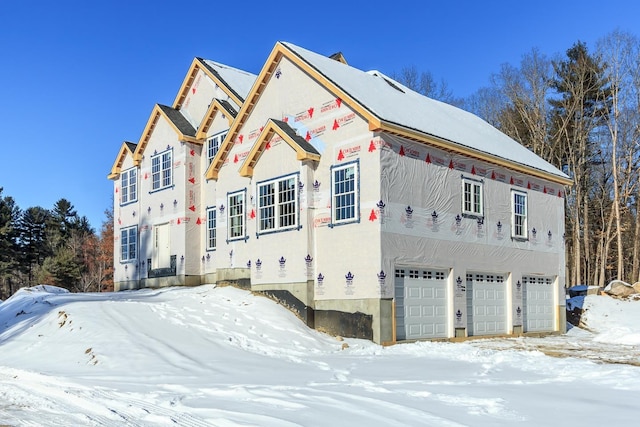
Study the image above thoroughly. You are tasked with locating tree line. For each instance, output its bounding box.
[395,29,640,288]
[0,190,113,299]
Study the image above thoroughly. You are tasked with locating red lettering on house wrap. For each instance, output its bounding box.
[313,216,331,227]
[294,109,312,122]
[454,162,467,172]
[337,144,361,161]
[405,146,420,159]
[336,112,356,126]
[248,128,261,140]
[321,98,342,113]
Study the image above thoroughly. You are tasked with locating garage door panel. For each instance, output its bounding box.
[395,268,449,340]
[467,273,507,336]
[523,276,555,333]
[408,306,422,317]
[408,287,420,298]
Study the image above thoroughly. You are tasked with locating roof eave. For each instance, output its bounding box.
[376,120,573,187]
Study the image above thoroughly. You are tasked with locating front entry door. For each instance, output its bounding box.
[153,223,170,269]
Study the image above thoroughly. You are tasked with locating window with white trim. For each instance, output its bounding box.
[462,177,483,217]
[206,207,216,250]
[332,162,359,224]
[258,174,298,233]
[207,131,227,166]
[151,149,173,191]
[228,191,245,240]
[120,168,137,204]
[120,225,137,262]
[512,190,528,239]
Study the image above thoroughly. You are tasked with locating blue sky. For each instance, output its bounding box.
[1,0,638,232]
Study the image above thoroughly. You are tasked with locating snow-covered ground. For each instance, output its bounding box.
[1,285,639,426]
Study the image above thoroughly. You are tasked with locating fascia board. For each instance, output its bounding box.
[172,58,201,110]
[196,99,236,140]
[107,142,135,180]
[133,105,162,165]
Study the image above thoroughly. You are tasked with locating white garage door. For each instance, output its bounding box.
[395,268,448,340]
[466,272,507,336]
[523,276,555,332]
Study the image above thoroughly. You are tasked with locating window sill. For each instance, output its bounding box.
[149,184,175,194]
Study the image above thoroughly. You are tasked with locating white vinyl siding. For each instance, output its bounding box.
[257,174,297,233]
[120,168,137,204]
[151,149,172,191]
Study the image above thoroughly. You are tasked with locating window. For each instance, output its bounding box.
[207,131,227,166]
[512,190,528,239]
[331,162,359,225]
[228,190,245,240]
[206,207,216,250]
[120,226,137,262]
[462,177,483,217]
[257,174,298,233]
[120,168,137,205]
[151,149,173,191]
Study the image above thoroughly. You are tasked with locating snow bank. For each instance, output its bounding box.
[580,294,640,345]
[1,286,640,426]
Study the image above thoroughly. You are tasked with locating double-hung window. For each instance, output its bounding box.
[206,207,217,250]
[511,190,528,239]
[207,131,227,166]
[462,177,483,217]
[257,174,298,234]
[120,168,137,204]
[228,190,245,240]
[331,161,359,225]
[151,149,173,191]
[120,225,137,262]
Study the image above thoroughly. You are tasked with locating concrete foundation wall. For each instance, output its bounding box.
[252,280,314,306]
[315,298,393,344]
[216,268,251,290]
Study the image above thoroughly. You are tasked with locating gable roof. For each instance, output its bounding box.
[240,119,320,177]
[196,98,238,140]
[329,52,348,64]
[108,141,137,180]
[283,42,571,184]
[158,104,197,137]
[207,41,571,185]
[133,104,198,165]
[173,58,256,110]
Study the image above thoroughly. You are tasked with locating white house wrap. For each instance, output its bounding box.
[109,42,571,344]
